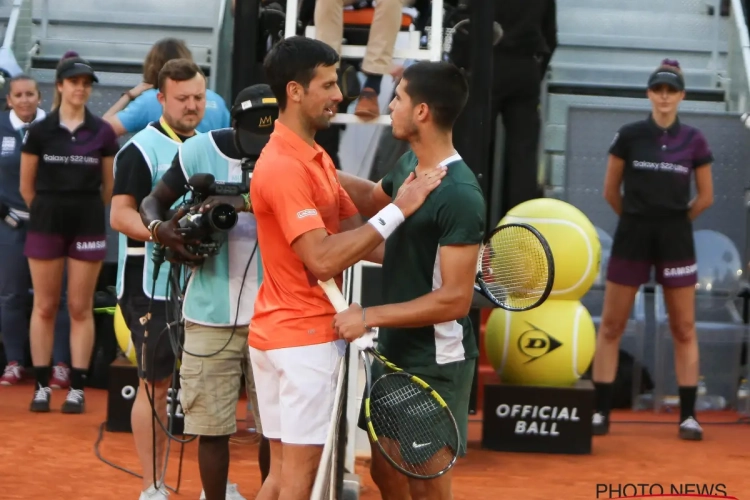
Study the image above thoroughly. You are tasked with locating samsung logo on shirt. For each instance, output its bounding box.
[43,154,99,165]
[632,160,689,174]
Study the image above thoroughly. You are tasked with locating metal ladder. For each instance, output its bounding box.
[283,0,445,125]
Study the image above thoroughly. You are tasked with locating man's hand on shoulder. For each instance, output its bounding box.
[393,166,447,217]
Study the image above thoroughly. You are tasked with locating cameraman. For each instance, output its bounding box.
[139,85,272,500]
[110,58,219,500]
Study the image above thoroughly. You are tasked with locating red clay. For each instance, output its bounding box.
[1,382,748,500]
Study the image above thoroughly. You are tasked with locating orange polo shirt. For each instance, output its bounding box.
[249,120,359,351]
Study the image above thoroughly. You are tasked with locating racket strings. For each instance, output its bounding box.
[369,374,458,478]
[481,225,550,309]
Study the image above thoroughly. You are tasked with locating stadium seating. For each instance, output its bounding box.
[543,0,733,195]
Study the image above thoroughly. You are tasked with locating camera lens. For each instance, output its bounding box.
[207,203,238,232]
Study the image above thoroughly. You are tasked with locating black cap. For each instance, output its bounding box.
[231,84,279,157]
[232,84,277,116]
[56,57,99,83]
[647,68,684,91]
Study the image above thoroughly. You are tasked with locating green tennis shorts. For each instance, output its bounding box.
[357,357,476,460]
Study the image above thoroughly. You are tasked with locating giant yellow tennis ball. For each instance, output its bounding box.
[499,198,601,301]
[484,300,596,387]
[114,304,137,366]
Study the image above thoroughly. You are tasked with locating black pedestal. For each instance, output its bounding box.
[481,379,594,454]
[106,359,184,435]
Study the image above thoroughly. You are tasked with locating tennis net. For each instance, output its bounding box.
[310,269,354,500]
[310,346,349,500]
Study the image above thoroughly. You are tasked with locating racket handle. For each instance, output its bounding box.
[318,278,350,313]
[318,278,378,350]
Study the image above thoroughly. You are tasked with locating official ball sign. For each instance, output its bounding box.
[482,379,594,454]
[495,403,581,436]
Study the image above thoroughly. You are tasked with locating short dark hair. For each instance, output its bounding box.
[263,36,339,111]
[402,62,469,131]
[157,58,205,93]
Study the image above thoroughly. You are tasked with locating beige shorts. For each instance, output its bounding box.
[179,321,262,436]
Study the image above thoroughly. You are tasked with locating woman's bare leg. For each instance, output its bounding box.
[61,257,103,413]
[28,257,66,411]
[663,285,702,440]
[591,281,639,434]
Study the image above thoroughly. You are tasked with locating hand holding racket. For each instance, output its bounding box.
[475,222,554,311]
[319,279,459,480]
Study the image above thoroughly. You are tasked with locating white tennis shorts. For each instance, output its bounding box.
[249,340,346,445]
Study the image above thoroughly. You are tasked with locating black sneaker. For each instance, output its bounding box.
[30,384,51,412]
[61,388,85,414]
[592,412,610,435]
[679,416,703,441]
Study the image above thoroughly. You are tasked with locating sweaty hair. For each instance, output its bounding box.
[263,36,339,111]
[143,38,193,87]
[157,58,205,93]
[402,61,469,131]
[52,51,79,110]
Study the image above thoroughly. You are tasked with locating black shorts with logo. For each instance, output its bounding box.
[606,213,697,288]
[119,258,178,381]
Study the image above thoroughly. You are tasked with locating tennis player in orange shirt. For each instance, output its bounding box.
[248,36,446,500]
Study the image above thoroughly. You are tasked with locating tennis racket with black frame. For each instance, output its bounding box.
[474,222,554,312]
[318,279,460,480]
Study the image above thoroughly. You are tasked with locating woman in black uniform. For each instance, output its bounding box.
[0,75,72,388]
[591,59,714,440]
[19,54,119,414]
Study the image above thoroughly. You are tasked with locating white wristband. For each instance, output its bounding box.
[368,203,405,240]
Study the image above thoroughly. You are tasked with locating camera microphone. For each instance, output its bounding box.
[187,173,245,197]
[188,173,216,194]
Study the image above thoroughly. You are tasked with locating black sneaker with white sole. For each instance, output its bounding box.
[30,384,51,412]
[592,412,610,435]
[61,388,85,414]
[679,416,703,441]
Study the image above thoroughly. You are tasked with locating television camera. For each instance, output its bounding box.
[163,83,279,261]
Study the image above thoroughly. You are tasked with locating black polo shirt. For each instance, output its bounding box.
[609,115,714,217]
[21,107,119,194]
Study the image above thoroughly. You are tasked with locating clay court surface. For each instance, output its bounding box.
[1,383,749,500]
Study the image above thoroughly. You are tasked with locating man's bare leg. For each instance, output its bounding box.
[131,378,170,491]
[369,440,411,500]
[255,438,282,500]
[277,443,324,500]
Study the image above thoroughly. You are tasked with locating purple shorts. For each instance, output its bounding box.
[24,193,106,262]
[24,231,106,261]
[606,214,696,288]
